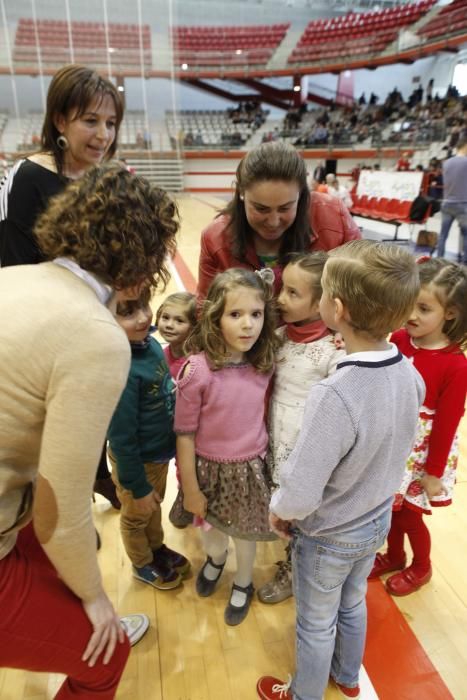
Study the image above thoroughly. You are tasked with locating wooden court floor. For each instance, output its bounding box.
[1,193,466,700]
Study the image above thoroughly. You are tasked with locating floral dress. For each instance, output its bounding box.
[391,329,467,515]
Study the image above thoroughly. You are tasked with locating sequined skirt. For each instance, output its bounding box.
[196,455,276,541]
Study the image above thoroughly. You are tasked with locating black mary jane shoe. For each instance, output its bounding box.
[196,554,227,597]
[224,582,255,626]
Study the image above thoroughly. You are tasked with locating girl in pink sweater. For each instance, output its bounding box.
[174,268,279,626]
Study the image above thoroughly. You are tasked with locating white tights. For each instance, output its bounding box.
[199,527,256,589]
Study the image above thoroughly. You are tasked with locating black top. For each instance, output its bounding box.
[0,159,67,266]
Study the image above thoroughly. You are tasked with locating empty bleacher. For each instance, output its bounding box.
[417,0,467,40]
[14,18,151,67]
[166,110,256,149]
[171,23,289,68]
[288,1,435,65]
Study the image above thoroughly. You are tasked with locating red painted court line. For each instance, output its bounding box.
[365,580,453,699]
[173,250,197,293]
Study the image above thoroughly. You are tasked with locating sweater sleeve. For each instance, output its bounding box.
[270,383,355,521]
[34,319,130,602]
[197,222,225,302]
[424,360,467,477]
[107,372,153,499]
[339,197,361,242]
[174,355,210,434]
[0,161,48,266]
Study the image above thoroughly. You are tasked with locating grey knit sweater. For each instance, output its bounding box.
[270,345,425,536]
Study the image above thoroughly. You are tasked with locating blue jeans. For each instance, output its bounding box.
[290,509,391,700]
[437,202,467,263]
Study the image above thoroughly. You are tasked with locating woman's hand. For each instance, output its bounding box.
[82,591,125,667]
[133,489,161,515]
[419,474,446,500]
[184,488,207,518]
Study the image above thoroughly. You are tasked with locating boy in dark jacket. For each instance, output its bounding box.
[108,288,190,589]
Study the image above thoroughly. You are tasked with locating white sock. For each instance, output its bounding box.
[230,538,256,606]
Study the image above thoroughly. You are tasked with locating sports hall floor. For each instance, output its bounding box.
[1,193,466,700]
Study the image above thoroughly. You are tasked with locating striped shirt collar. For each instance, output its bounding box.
[337,343,402,369]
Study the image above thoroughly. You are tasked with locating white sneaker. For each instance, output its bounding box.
[120,613,150,647]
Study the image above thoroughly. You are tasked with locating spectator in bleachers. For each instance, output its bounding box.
[426,78,434,102]
[307,123,328,145]
[197,141,360,301]
[396,151,411,171]
[184,131,194,147]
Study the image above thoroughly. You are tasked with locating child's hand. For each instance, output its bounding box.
[269,512,292,540]
[184,488,207,518]
[419,474,447,500]
[134,489,161,515]
[333,332,345,350]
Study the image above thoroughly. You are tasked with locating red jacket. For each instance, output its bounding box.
[197,191,361,300]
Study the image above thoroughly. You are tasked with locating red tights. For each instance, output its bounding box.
[387,506,431,575]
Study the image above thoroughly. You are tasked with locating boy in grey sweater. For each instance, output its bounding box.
[257,240,425,700]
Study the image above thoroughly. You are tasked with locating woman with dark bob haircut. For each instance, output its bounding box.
[0,64,124,267]
[197,141,360,301]
[0,164,178,699]
[0,64,127,507]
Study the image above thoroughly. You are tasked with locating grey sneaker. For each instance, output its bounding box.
[257,559,293,604]
[120,614,150,647]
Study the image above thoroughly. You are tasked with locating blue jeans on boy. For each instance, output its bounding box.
[437,202,467,264]
[290,508,391,700]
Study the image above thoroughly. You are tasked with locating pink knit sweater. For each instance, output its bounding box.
[174,352,272,462]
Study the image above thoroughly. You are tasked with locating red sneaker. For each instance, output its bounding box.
[368,552,406,579]
[335,680,361,699]
[386,566,432,596]
[257,675,292,700]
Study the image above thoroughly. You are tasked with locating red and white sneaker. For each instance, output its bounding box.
[257,675,292,700]
[334,680,361,699]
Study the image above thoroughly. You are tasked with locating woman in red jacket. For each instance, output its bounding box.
[197,142,360,300]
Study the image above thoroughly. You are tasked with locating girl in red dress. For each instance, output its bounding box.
[370,257,467,596]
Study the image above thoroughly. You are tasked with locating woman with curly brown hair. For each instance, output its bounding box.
[0,164,178,699]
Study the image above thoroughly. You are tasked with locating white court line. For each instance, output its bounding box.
[167,252,380,700]
[168,256,185,291]
[360,665,380,699]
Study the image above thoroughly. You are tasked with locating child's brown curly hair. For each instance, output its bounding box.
[185,268,279,372]
[34,164,179,291]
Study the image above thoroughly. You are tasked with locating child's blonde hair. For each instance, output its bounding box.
[324,240,420,339]
[156,292,197,327]
[285,251,328,302]
[185,268,278,372]
[418,257,467,350]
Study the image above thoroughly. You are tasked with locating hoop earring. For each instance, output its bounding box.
[56,135,69,150]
